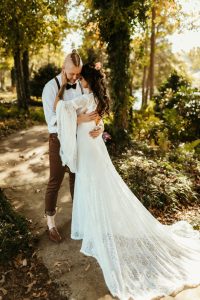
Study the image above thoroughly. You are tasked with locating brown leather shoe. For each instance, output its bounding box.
[46,227,62,243]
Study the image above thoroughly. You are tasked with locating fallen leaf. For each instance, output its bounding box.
[32,291,48,298]
[0,287,7,295]
[54,261,62,267]
[32,251,37,258]
[85,264,90,271]
[25,280,37,294]
[0,275,5,284]
[27,271,34,278]
[22,258,27,266]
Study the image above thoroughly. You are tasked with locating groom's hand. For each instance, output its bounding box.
[77,111,98,124]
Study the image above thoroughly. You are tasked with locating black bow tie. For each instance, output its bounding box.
[66,83,77,90]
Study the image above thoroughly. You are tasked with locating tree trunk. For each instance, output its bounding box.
[13,48,28,110]
[107,26,131,139]
[11,67,16,89]
[142,65,148,109]
[142,66,150,110]
[0,71,5,90]
[22,49,31,104]
[149,5,156,100]
[142,32,149,110]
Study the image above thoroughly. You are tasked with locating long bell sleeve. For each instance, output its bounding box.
[56,94,93,173]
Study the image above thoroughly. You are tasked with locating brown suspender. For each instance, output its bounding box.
[54,77,60,90]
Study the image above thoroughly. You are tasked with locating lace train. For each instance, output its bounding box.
[56,93,200,300]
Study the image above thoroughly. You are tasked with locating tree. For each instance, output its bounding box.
[149,4,156,100]
[0,1,43,109]
[88,0,148,138]
[0,48,12,91]
[78,22,107,64]
[130,0,183,109]
[187,47,200,73]
[0,0,68,110]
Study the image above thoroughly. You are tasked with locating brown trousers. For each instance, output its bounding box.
[45,133,75,216]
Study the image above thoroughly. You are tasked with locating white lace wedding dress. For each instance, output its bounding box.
[56,93,200,300]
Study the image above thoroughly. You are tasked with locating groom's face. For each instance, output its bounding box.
[64,63,82,84]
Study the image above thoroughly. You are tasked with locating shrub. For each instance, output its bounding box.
[112,145,198,211]
[0,189,34,264]
[154,71,200,142]
[30,63,61,98]
[29,107,45,122]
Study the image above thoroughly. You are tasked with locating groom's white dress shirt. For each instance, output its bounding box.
[42,74,86,133]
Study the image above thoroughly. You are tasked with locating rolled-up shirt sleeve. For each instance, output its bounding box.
[42,83,57,127]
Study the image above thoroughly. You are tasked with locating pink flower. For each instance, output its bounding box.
[95,62,102,70]
[102,132,112,142]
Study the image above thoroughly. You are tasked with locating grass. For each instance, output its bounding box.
[0,102,45,138]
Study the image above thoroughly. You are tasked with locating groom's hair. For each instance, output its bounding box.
[64,49,82,67]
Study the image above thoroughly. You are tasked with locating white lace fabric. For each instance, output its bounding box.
[56,93,200,300]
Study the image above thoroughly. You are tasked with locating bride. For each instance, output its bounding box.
[54,63,200,300]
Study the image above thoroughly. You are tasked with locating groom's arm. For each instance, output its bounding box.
[77,111,104,138]
[89,121,104,138]
[77,111,98,124]
[89,115,104,138]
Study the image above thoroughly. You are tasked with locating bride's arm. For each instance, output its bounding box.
[54,93,91,111]
[53,69,68,111]
[54,90,98,125]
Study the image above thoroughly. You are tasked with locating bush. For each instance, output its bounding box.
[30,63,61,98]
[112,143,199,211]
[154,71,200,142]
[0,189,34,264]
[0,103,26,120]
[29,107,45,122]
[0,103,45,138]
[132,71,200,152]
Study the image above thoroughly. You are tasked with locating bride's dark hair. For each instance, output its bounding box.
[80,63,110,117]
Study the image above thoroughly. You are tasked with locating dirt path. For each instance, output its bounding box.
[1,125,200,300]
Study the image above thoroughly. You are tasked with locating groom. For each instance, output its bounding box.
[42,50,103,243]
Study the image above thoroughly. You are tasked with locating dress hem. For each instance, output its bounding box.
[71,236,200,300]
